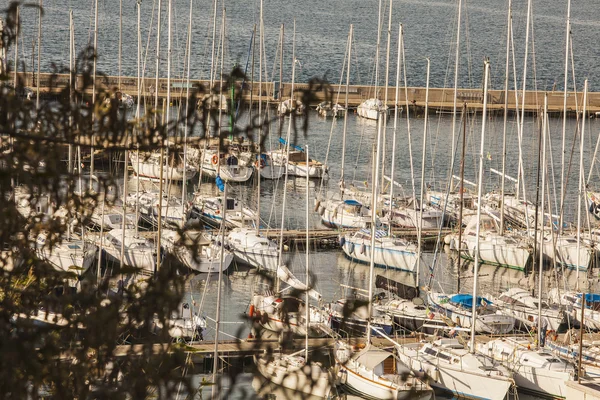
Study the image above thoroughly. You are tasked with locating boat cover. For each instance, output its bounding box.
[354,347,393,370]
[449,294,492,308]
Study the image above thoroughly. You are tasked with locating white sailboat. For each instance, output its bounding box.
[129,151,197,181]
[269,140,327,179]
[357,98,388,120]
[490,287,567,331]
[427,292,516,334]
[479,336,575,398]
[34,233,97,275]
[226,228,278,271]
[318,198,370,229]
[198,147,253,182]
[188,194,257,229]
[341,229,418,272]
[255,153,284,180]
[161,230,233,273]
[277,98,304,116]
[395,338,514,400]
[94,229,156,275]
[316,101,344,118]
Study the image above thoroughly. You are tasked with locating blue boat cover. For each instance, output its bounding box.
[577,293,600,303]
[450,294,492,308]
[278,137,304,152]
[344,199,362,206]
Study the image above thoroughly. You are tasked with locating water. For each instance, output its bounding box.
[10,0,600,90]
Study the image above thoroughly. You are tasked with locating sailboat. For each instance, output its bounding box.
[129,150,197,182]
[316,27,370,230]
[254,139,336,397]
[226,227,279,272]
[161,230,233,273]
[34,232,97,275]
[269,138,327,178]
[188,194,257,229]
[478,336,575,398]
[198,146,253,183]
[334,20,432,396]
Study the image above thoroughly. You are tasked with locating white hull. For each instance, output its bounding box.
[231,249,278,271]
[130,158,196,182]
[388,207,443,229]
[38,245,96,275]
[544,235,593,271]
[428,293,516,334]
[172,246,233,273]
[286,162,325,178]
[259,164,284,180]
[318,200,370,229]
[396,344,513,400]
[200,164,253,182]
[342,236,418,272]
[102,244,156,274]
[254,354,332,398]
[464,235,532,271]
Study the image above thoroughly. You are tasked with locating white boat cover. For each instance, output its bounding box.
[277,265,322,302]
[354,347,393,370]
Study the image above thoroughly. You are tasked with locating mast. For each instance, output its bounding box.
[457,102,467,293]
[305,145,310,360]
[340,25,353,191]
[135,0,141,234]
[373,0,383,98]
[68,9,73,174]
[537,94,548,349]
[559,0,572,235]
[416,59,430,288]
[209,0,218,89]
[500,0,512,234]
[118,0,122,90]
[182,0,194,207]
[388,23,401,233]
[469,61,490,354]
[279,24,284,102]
[154,0,163,123]
[36,0,42,109]
[276,21,297,293]
[13,5,18,90]
[90,0,98,190]
[211,182,227,398]
[367,115,383,344]
[575,80,588,290]
[449,0,463,190]
[516,0,533,228]
[380,0,392,191]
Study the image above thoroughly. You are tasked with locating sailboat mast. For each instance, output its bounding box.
[135,0,142,235]
[209,0,218,88]
[517,0,533,229]
[211,183,227,398]
[305,145,310,361]
[380,0,392,192]
[373,0,383,98]
[340,25,353,189]
[90,0,98,189]
[118,0,122,90]
[469,61,490,354]
[537,94,548,349]
[449,0,462,190]
[457,103,467,293]
[367,122,382,344]
[500,0,512,234]
[575,80,588,290]
[559,0,572,235]
[276,21,297,293]
[68,9,73,174]
[416,59,430,288]
[388,23,401,233]
[182,0,194,207]
[154,0,163,122]
[13,5,18,90]
[36,0,42,109]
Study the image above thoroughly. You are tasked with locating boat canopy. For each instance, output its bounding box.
[577,293,600,303]
[450,294,492,308]
[278,137,304,152]
[344,199,362,206]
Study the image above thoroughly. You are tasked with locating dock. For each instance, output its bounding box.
[10,72,600,115]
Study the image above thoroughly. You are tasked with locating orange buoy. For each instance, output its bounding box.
[249,304,255,318]
[211,154,219,165]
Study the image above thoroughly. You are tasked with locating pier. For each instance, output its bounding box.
[11,72,600,115]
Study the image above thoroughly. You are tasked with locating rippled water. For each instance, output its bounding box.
[11,0,600,90]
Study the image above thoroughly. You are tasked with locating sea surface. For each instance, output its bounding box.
[8,1,600,398]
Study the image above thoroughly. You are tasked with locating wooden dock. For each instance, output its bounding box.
[11,72,600,115]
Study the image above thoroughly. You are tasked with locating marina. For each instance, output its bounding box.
[3,0,600,399]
